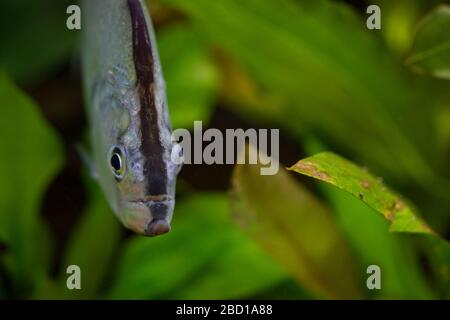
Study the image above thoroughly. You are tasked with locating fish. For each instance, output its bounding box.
[81,0,182,236]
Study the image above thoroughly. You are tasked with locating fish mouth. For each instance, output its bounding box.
[145,218,171,236]
[130,194,172,203]
[127,195,173,237]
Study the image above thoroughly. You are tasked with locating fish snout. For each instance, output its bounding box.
[144,200,173,236]
[145,218,171,236]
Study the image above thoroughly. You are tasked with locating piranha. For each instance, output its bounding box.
[81,0,182,236]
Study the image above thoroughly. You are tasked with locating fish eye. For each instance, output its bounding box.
[109,146,126,179]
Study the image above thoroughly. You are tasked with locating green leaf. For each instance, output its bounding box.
[303,137,435,299]
[0,70,63,294]
[0,0,77,84]
[253,279,313,300]
[30,275,62,300]
[158,23,220,129]
[230,146,363,299]
[289,152,435,235]
[424,237,450,299]
[325,186,436,298]
[169,228,286,299]
[57,178,122,299]
[372,0,442,55]
[406,5,450,80]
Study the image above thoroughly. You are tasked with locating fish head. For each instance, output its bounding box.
[105,133,182,237]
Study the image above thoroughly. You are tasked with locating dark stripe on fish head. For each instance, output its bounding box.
[127,0,168,196]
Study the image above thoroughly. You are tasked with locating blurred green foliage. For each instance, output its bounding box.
[58,178,121,299]
[406,5,450,80]
[158,23,220,129]
[0,71,63,296]
[0,0,77,85]
[0,0,449,300]
[108,193,286,299]
[159,0,449,194]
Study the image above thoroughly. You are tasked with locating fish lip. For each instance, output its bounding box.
[128,195,173,204]
[145,218,171,236]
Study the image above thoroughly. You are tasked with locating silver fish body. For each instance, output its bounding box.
[82,0,181,236]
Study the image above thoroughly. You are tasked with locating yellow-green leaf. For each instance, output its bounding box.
[289,152,434,234]
[230,147,363,299]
